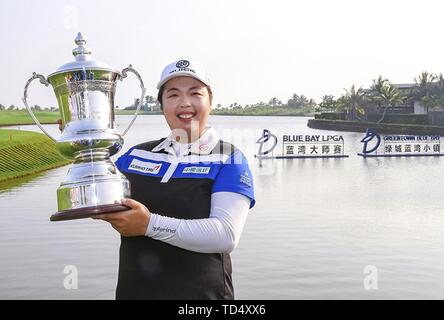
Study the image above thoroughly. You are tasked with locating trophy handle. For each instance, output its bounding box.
[120,65,146,136]
[22,72,57,142]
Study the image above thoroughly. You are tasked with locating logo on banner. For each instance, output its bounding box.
[361,128,382,154]
[256,129,278,156]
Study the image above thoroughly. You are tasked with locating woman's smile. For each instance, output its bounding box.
[177,111,196,121]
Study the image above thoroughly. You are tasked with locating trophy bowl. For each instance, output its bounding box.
[22,32,146,221]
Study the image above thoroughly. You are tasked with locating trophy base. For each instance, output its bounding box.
[50,203,130,222]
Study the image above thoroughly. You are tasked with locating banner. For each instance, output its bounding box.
[256,129,348,159]
[358,129,443,157]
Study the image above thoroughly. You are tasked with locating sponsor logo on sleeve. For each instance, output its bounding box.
[129,158,162,174]
[240,171,252,187]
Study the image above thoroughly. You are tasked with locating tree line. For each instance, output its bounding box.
[0,95,162,112]
[217,94,317,112]
[318,71,444,123]
[3,71,444,119]
[0,104,58,111]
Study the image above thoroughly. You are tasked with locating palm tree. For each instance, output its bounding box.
[319,95,336,112]
[307,98,317,111]
[414,71,436,89]
[376,84,405,123]
[367,76,387,112]
[343,85,366,120]
[436,73,444,88]
[298,95,308,106]
[288,94,303,108]
[370,76,389,100]
[368,76,405,123]
[411,71,438,113]
[269,97,281,106]
[434,73,444,111]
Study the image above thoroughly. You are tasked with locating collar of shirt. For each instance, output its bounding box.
[152,127,220,157]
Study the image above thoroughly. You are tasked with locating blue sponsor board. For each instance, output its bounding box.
[255,129,349,159]
[358,129,443,157]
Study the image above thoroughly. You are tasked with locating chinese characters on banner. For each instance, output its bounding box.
[382,135,440,155]
[255,130,348,158]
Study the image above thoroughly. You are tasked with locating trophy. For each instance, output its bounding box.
[22,32,146,221]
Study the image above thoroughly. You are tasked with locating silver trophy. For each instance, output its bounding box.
[23,32,146,221]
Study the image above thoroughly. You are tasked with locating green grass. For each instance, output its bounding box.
[0,110,59,126]
[0,129,70,182]
[0,129,49,147]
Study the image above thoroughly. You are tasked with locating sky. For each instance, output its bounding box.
[1,0,444,108]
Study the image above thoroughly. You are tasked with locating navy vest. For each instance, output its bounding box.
[114,138,254,300]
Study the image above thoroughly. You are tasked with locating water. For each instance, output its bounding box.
[2,115,444,299]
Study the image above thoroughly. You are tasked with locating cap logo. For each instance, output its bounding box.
[176,60,190,68]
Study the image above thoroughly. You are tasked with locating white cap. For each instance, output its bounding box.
[156,59,211,89]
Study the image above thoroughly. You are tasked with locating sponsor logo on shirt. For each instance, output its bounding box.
[240,171,252,187]
[129,158,162,174]
[182,166,211,174]
[199,144,209,152]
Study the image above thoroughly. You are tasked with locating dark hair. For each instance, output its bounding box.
[157,84,213,110]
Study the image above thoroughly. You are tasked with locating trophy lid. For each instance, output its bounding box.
[49,32,119,77]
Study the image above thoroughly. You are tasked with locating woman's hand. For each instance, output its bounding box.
[93,198,151,237]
